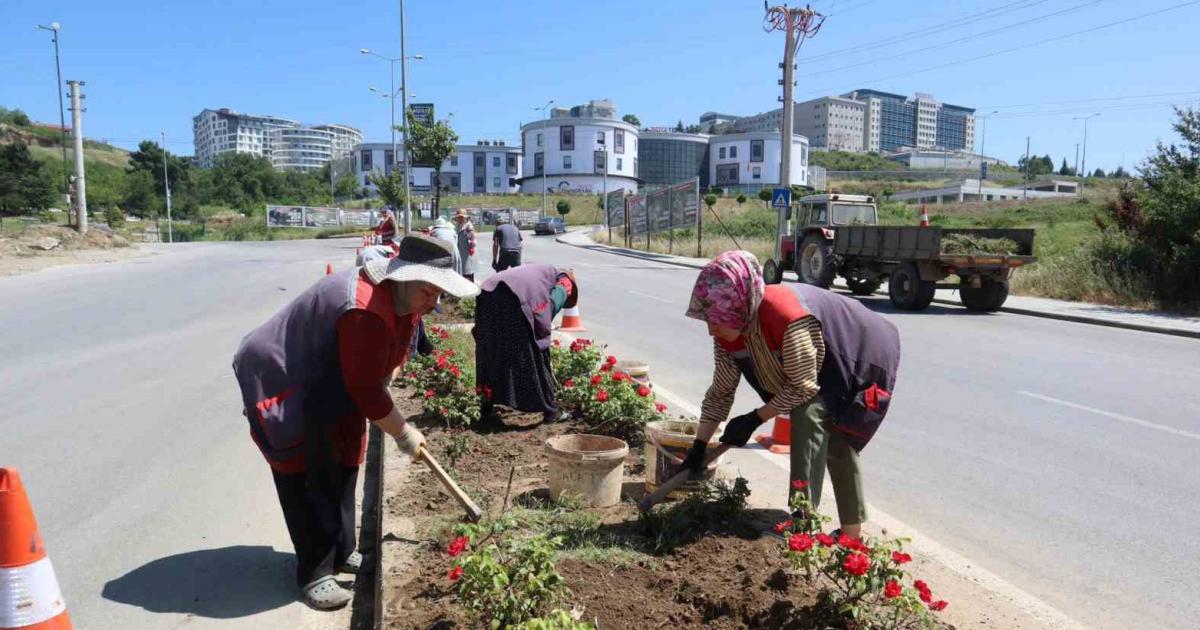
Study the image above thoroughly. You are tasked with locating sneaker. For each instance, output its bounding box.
[302,575,352,610]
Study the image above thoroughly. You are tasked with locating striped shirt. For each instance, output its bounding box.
[699,315,825,430]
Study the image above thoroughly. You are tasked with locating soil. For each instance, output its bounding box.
[425,298,474,325]
[380,387,929,630]
[0,224,147,277]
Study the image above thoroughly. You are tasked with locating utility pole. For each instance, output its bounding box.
[37,22,71,220]
[977,110,998,197]
[161,131,173,243]
[1074,142,1080,191]
[67,80,86,234]
[399,0,412,231]
[764,3,824,261]
[536,100,554,219]
[1023,136,1030,200]
[1075,113,1100,197]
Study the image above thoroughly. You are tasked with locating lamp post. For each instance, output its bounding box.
[361,48,423,230]
[977,110,998,197]
[535,100,554,218]
[1073,113,1100,197]
[36,22,71,219]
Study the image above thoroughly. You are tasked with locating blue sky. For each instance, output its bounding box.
[4,0,1199,173]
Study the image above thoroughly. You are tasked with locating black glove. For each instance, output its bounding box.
[678,439,708,480]
[719,411,765,447]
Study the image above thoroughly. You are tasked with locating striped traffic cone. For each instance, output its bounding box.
[557,306,587,332]
[0,468,71,629]
[919,204,930,227]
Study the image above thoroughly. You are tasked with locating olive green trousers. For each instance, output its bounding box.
[789,398,868,526]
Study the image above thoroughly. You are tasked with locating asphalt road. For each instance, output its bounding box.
[1,233,1196,629]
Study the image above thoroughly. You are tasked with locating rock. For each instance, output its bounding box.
[33,237,59,251]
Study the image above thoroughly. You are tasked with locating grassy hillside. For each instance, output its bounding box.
[0,123,130,168]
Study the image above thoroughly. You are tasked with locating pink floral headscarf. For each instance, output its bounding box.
[685,251,764,331]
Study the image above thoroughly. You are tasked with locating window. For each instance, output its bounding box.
[509,177,517,187]
[493,177,501,188]
[475,175,485,191]
[563,155,572,169]
[474,153,485,169]
[450,155,458,167]
[535,152,544,176]
[730,146,738,159]
[537,132,543,147]
[493,156,501,167]
[752,166,762,179]
[719,147,726,159]
[560,125,574,150]
[360,150,373,171]
[614,129,625,154]
[616,157,623,170]
[506,154,517,174]
[384,149,394,172]
[597,131,606,145]
[716,163,739,185]
[594,150,606,174]
[750,140,764,162]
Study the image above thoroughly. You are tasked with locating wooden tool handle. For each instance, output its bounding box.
[418,446,484,522]
[638,443,731,513]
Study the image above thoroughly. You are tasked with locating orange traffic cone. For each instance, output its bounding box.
[325,263,333,275]
[754,415,792,454]
[558,306,587,332]
[919,204,930,227]
[0,468,71,630]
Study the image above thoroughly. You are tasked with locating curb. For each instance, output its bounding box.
[555,229,1200,340]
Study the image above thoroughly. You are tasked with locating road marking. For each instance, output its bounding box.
[628,290,674,304]
[1017,390,1200,442]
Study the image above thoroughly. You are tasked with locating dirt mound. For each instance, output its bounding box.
[2,224,129,255]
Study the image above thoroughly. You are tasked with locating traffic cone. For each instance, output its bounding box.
[325,263,333,275]
[754,415,792,454]
[919,204,930,227]
[0,468,71,630]
[557,306,587,332]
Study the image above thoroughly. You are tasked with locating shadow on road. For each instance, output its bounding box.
[101,545,297,618]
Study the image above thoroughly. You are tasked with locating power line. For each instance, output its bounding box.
[991,100,1198,119]
[825,0,883,17]
[798,0,1111,78]
[802,0,1200,99]
[798,0,1050,63]
[979,90,1200,110]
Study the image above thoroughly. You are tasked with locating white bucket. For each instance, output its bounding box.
[544,434,629,508]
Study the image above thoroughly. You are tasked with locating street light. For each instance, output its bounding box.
[361,47,423,230]
[36,22,70,218]
[977,110,999,197]
[534,100,554,218]
[1073,113,1100,197]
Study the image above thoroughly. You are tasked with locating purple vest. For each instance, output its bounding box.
[480,264,559,349]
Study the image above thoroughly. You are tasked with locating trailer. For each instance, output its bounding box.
[762,194,1037,312]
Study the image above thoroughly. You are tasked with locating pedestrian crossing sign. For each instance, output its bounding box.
[771,188,791,209]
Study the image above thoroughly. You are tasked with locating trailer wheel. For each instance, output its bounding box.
[960,279,1009,312]
[798,234,836,289]
[889,263,936,310]
[763,259,783,285]
[847,277,882,296]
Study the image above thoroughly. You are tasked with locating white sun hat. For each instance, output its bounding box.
[363,234,480,298]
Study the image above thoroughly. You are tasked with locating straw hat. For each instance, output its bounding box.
[363,235,479,298]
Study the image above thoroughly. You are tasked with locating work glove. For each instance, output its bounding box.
[719,411,765,447]
[678,439,708,480]
[393,424,426,459]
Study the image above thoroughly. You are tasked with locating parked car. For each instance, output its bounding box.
[534,217,567,235]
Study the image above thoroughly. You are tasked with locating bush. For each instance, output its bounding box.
[103,206,125,228]
[450,532,569,628]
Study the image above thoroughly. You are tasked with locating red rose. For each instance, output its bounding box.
[447,536,469,557]
[791,479,809,490]
[483,385,493,397]
[590,374,603,386]
[919,590,932,603]
[611,372,626,382]
[892,551,912,564]
[444,349,455,357]
[596,390,610,402]
[405,373,416,380]
[915,580,933,603]
[655,402,667,413]
[552,339,561,347]
[450,366,462,378]
[788,533,814,552]
[773,520,792,534]
[842,552,870,576]
[914,580,929,593]
[439,407,449,416]
[816,533,836,547]
[436,356,448,369]
[637,385,651,397]
[563,378,575,388]
[838,533,869,553]
[424,389,435,399]
[599,364,612,373]
[929,600,948,612]
[606,355,617,366]
[448,566,463,581]
[884,580,902,599]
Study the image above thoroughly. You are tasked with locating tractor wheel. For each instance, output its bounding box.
[888,263,936,310]
[798,234,836,289]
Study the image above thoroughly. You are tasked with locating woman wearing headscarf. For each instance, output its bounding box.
[474,264,578,424]
[681,251,900,540]
[429,217,462,275]
[452,209,478,282]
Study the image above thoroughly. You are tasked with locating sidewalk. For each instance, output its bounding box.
[558,227,1200,339]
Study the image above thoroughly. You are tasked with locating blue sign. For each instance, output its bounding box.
[771,187,791,209]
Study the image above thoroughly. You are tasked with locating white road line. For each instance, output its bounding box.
[629,290,675,304]
[1017,390,1200,442]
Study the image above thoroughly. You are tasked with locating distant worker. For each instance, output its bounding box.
[373,207,399,246]
[232,235,478,610]
[680,251,900,541]
[453,209,478,282]
[475,264,578,424]
[492,219,523,271]
[429,217,462,275]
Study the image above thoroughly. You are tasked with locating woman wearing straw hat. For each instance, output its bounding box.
[233,235,478,610]
[474,264,578,424]
[452,209,477,281]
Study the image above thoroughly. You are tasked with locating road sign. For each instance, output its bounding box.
[771,187,791,209]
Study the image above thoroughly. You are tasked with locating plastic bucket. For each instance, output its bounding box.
[616,360,650,386]
[544,434,628,508]
[643,420,723,497]
[770,414,791,445]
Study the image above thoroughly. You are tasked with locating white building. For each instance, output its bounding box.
[518,99,640,195]
[192,108,361,170]
[354,141,523,196]
[314,124,363,160]
[737,97,866,153]
[708,131,808,191]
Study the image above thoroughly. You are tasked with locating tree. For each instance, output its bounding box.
[704,193,717,210]
[128,140,189,199]
[1112,165,1130,179]
[209,152,280,210]
[685,124,703,134]
[1092,168,1107,178]
[1018,154,1053,178]
[1059,158,1072,176]
[0,143,55,217]
[736,193,747,208]
[0,107,32,127]
[404,112,458,218]
[122,170,160,217]
[622,114,641,127]
[674,120,685,133]
[758,188,772,208]
[368,170,407,212]
[334,174,359,200]
[556,199,570,217]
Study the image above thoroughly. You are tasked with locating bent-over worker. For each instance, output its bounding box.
[233,235,478,610]
[681,251,900,540]
[492,220,523,271]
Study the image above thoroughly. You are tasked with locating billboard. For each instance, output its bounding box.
[647,188,670,232]
[626,194,649,236]
[304,207,340,228]
[605,190,625,227]
[266,206,305,227]
[266,205,375,228]
[340,209,378,227]
[669,179,700,229]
